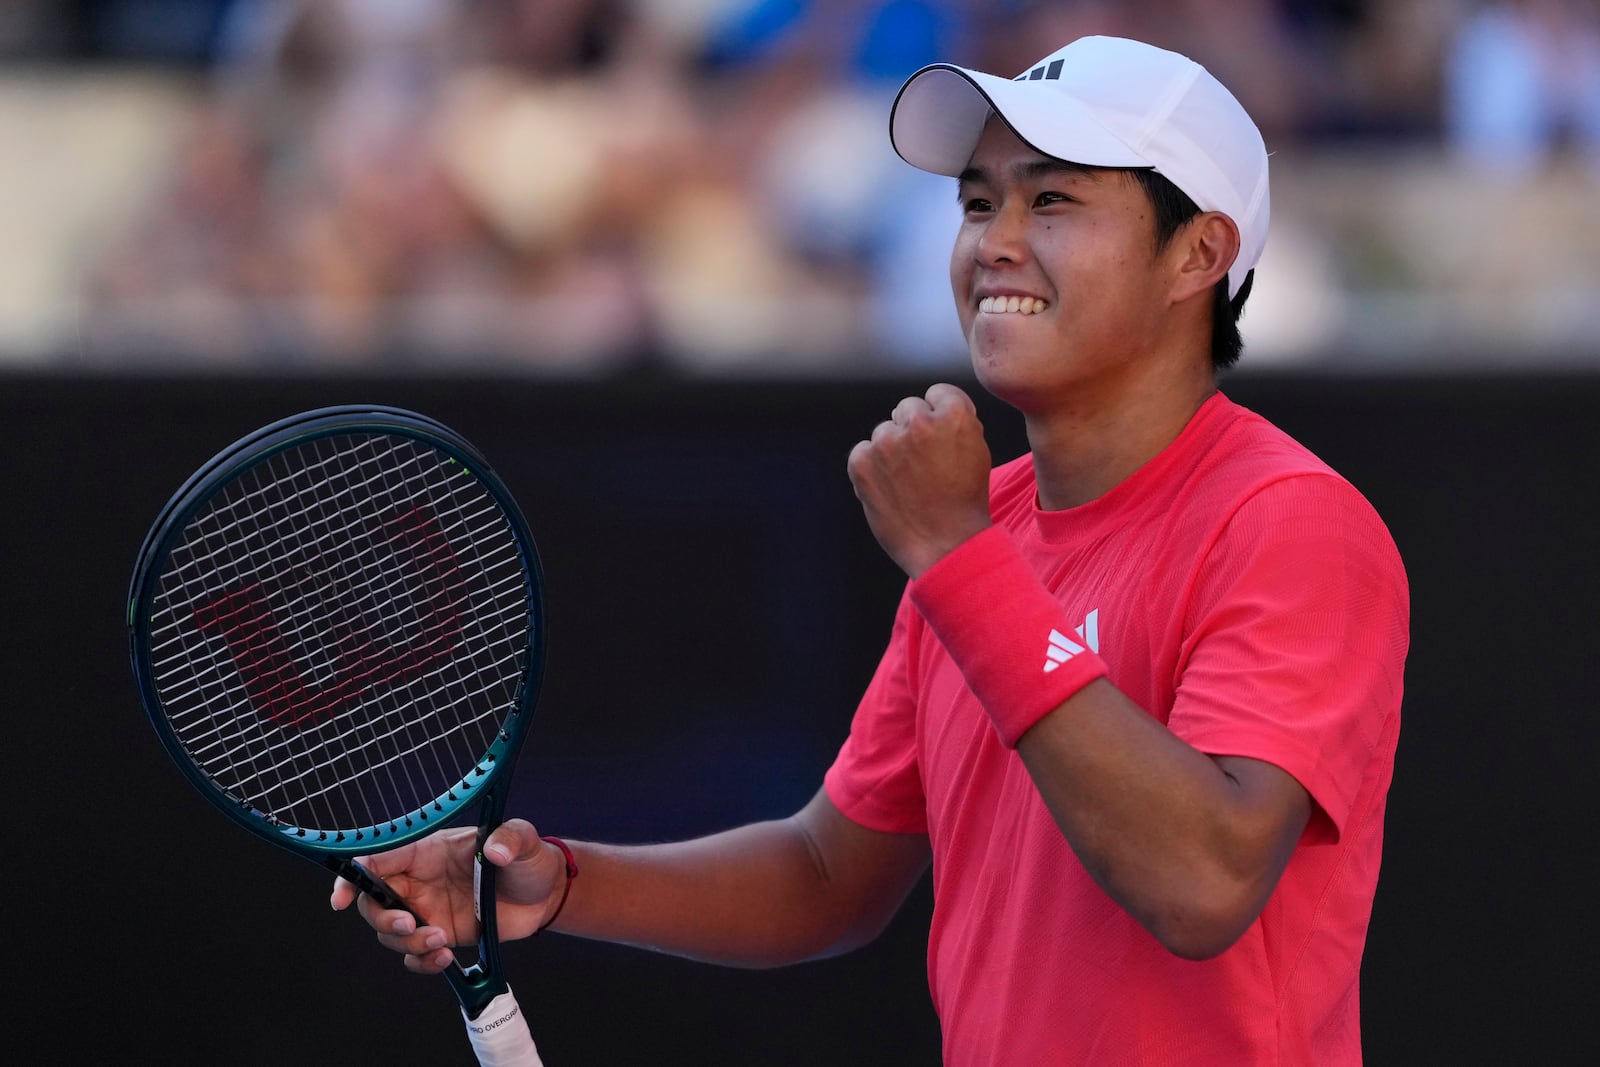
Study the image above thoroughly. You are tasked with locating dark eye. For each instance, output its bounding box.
[1035,191,1072,207]
[961,196,994,214]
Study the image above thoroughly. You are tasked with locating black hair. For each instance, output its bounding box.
[1127,169,1251,371]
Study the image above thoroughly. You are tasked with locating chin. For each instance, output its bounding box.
[969,359,1037,411]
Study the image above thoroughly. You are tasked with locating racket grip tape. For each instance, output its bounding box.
[464,988,544,1066]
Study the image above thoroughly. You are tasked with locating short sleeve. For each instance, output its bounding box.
[1169,474,1409,838]
[824,592,929,834]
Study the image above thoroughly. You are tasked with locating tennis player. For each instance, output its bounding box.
[335,36,1409,1064]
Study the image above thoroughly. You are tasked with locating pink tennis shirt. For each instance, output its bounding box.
[825,393,1409,1065]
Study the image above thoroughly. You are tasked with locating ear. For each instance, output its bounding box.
[1168,211,1239,305]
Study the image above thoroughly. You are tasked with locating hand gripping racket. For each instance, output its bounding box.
[128,405,547,1066]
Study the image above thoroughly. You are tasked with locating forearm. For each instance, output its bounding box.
[906,527,1310,957]
[1016,679,1309,958]
[544,805,920,968]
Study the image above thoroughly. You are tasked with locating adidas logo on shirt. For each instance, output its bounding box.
[1044,610,1100,673]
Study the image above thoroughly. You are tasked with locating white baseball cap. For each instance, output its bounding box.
[889,36,1269,299]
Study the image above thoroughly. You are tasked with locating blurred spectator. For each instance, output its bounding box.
[687,1,980,369]
[1444,0,1600,175]
[0,2,71,59]
[13,0,1593,373]
[84,0,680,369]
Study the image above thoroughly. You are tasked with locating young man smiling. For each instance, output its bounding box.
[336,36,1409,1065]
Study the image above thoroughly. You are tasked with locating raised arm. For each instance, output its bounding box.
[847,383,1312,960]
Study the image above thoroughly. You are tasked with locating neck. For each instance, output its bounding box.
[1024,361,1217,511]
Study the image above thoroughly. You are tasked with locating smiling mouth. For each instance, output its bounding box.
[978,295,1049,315]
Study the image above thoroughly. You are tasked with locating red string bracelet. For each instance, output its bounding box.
[535,836,578,935]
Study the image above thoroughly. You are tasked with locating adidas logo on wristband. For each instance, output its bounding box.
[1044,609,1100,673]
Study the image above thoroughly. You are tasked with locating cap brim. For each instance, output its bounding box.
[890,64,1151,176]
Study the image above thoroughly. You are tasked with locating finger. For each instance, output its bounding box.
[330,854,387,911]
[353,887,422,937]
[925,382,974,414]
[330,876,358,912]
[891,395,933,427]
[846,439,877,497]
[403,947,456,975]
[376,922,450,957]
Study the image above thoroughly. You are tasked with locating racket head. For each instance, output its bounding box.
[128,405,545,861]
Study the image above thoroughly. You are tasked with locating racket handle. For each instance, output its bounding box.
[464,987,544,1066]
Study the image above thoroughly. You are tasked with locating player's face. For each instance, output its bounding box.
[950,120,1171,408]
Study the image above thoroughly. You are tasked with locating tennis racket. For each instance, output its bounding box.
[127,405,547,1066]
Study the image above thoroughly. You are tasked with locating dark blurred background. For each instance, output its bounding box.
[3,2,1598,1064]
[10,370,1597,1065]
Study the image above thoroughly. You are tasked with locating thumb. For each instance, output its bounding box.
[482,819,545,867]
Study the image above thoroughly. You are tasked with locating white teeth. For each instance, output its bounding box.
[979,296,1048,315]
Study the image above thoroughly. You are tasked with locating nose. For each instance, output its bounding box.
[972,199,1033,267]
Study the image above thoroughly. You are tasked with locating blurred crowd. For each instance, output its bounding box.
[4,0,1599,373]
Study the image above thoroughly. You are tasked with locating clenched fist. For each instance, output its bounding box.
[847,383,994,578]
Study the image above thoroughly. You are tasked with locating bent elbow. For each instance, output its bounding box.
[1155,922,1247,962]
[1143,890,1262,961]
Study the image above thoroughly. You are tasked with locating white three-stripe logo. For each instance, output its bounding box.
[1043,609,1099,672]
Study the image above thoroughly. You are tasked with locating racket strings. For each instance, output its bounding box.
[331,434,511,838]
[190,439,515,828]
[147,431,532,839]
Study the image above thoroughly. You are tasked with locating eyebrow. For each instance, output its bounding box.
[957,158,1108,190]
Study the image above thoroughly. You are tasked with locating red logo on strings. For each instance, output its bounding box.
[193,505,463,727]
